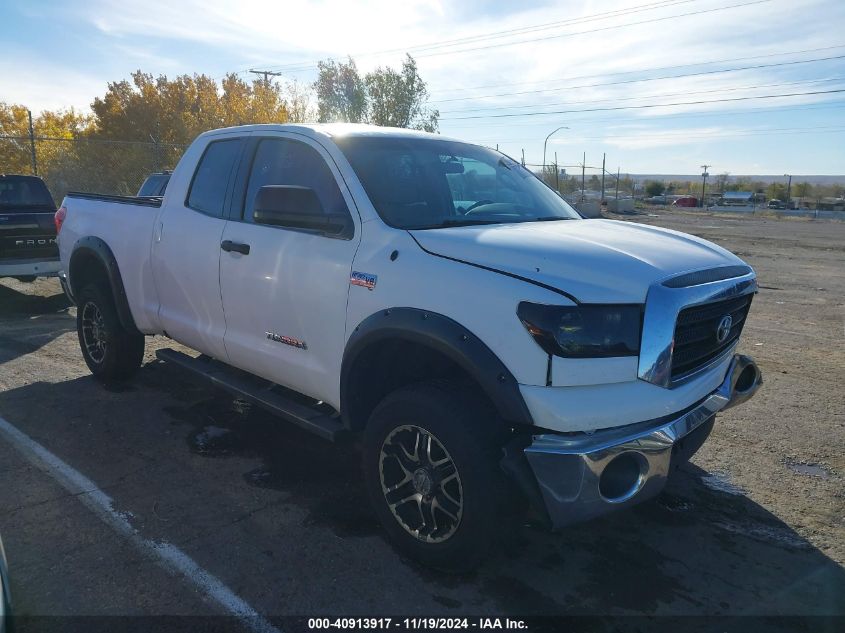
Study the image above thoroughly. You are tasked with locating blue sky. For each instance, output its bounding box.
[1,0,844,174]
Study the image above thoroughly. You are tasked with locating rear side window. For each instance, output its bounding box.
[138,174,170,197]
[187,139,243,217]
[242,138,349,222]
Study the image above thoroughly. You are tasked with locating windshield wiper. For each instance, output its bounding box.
[530,216,575,222]
[411,218,503,229]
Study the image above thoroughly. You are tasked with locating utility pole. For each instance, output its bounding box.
[600,153,606,201]
[784,174,792,209]
[554,152,559,192]
[581,152,586,202]
[700,164,711,208]
[615,167,620,201]
[27,109,37,175]
[521,149,525,167]
[249,69,283,85]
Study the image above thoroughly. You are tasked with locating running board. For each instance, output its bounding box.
[155,348,346,442]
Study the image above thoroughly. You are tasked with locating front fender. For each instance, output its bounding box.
[341,307,533,429]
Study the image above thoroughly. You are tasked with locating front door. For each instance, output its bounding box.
[219,134,360,405]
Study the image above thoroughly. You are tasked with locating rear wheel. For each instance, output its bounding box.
[363,381,512,571]
[76,283,144,381]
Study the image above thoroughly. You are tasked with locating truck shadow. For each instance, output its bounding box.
[0,283,74,361]
[0,281,71,316]
[0,364,843,619]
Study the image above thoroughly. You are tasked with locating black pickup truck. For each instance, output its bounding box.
[0,174,61,281]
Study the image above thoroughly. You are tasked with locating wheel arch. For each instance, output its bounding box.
[340,308,533,431]
[68,236,141,336]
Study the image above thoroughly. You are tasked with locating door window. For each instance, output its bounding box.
[242,138,350,223]
[187,138,243,217]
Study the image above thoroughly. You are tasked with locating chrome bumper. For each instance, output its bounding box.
[0,257,61,278]
[524,354,762,528]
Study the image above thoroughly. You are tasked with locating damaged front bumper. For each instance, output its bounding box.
[522,354,762,528]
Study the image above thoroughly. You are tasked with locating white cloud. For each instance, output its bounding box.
[0,50,105,112]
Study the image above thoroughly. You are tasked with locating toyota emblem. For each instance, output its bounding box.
[715,315,733,344]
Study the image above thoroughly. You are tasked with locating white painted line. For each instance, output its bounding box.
[0,415,280,633]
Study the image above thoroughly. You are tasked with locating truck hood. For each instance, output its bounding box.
[410,219,745,303]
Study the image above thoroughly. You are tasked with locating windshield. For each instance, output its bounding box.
[0,176,55,210]
[335,136,581,229]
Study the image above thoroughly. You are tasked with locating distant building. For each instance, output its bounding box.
[722,191,755,206]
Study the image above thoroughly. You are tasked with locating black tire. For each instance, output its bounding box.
[76,283,144,381]
[363,381,513,571]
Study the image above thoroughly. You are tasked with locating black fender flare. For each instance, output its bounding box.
[341,307,533,429]
[68,236,141,336]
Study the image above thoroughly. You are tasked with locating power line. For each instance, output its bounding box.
[466,125,845,144]
[449,101,845,129]
[371,0,696,55]
[225,0,769,76]
[411,0,773,60]
[439,77,845,115]
[429,44,845,95]
[431,54,845,104]
[251,0,698,73]
[439,88,845,121]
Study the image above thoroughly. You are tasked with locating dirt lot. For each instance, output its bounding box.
[0,209,843,628]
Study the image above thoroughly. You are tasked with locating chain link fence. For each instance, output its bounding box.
[526,163,638,215]
[1,136,187,204]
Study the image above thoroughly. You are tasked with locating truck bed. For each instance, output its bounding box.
[59,191,164,332]
[65,192,163,207]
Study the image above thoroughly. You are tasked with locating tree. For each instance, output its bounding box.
[313,54,439,131]
[365,55,439,131]
[314,58,368,123]
[732,176,754,192]
[765,183,785,201]
[714,172,730,194]
[645,181,665,196]
[794,182,812,200]
[0,103,34,173]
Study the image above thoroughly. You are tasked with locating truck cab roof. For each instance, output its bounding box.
[197,122,460,143]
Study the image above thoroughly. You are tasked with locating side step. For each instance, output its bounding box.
[155,348,346,442]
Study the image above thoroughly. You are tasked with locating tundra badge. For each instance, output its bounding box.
[265,332,308,350]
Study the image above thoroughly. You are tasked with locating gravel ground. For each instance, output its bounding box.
[0,208,842,625]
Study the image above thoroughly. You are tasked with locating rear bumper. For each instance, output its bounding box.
[0,257,61,277]
[523,354,762,528]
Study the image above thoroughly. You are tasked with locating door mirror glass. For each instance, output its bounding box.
[253,185,351,237]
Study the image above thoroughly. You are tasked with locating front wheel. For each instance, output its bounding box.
[363,382,512,571]
[76,283,144,381]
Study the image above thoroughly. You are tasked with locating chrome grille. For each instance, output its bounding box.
[671,294,753,380]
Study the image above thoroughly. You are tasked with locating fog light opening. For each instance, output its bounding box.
[734,364,758,393]
[599,452,646,503]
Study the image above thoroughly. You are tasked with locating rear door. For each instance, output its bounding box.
[218,134,360,404]
[151,133,247,360]
[0,176,58,264]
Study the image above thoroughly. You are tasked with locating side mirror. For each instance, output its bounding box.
[252,185,352,237]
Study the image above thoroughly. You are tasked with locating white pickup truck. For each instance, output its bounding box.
[58,123,762,570]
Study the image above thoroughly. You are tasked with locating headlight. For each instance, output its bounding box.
[517,302,642,358]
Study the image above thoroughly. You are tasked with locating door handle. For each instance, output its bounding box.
[221,240,250,255]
